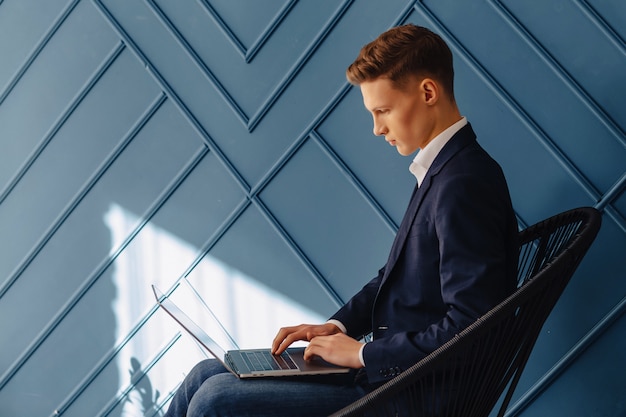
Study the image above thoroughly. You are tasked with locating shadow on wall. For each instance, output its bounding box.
[106,203,327,414]
[127,357,164,417]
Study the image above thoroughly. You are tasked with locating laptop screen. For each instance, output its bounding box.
[152,285,228,361]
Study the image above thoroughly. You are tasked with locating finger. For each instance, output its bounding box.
[273,327,308,354]
[271,327,293,353]
[303,336,329,361]
[272,323,333,354]
[303,341,319,361]
[274,333,297,355]
[304,323,338,342]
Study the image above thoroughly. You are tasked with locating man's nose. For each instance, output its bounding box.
[373,119,386,136]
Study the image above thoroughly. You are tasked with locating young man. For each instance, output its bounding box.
[164,24,518,417]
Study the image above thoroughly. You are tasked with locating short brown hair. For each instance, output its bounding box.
[346,24,455,98]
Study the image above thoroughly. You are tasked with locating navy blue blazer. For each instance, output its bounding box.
[331,124,518,385]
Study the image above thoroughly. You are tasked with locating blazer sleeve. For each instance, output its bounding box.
[330,266,385,340]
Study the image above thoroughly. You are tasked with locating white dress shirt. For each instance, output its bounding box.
[409,117,467,186]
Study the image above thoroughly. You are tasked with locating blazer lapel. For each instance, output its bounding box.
[383,182,425,281]
[380,124,477,284]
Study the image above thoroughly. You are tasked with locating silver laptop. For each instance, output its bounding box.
[152,285,350,378]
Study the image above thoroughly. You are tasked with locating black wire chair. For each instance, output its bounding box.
[330,207,602,417]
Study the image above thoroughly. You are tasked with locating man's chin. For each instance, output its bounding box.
[396,144,420,156]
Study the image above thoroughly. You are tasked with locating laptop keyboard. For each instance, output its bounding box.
[242,350,298,371]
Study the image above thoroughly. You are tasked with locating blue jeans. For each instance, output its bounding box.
[163,359,367,417]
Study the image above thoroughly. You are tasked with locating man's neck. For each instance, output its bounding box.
[423,102,462,149]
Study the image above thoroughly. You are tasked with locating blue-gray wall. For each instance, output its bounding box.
[0,1,624,416]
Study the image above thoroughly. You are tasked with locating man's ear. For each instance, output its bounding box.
[421,78,439,105]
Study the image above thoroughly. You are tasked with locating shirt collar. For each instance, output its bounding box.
[409,117,468,186]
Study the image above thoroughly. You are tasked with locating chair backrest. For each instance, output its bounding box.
[330,207,602,417]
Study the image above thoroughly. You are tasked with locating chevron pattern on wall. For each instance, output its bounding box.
[0,1,624,416]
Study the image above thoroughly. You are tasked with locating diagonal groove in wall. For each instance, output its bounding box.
[94,334,181,417]
[144,0,249,127]
[311,130,399,235]
[53,319,181,417]
[577,0,626,56]
[144,0,318,133]
[487,0,626,237]
[93,0,251,194]
[0,93,175,391]
[0,0,81,107]
[195,0,246,59]
[251,197,345,307]
[174,197,250,291]
[597,172,626,212]
[247,91,360,306]
[247,85,359,307]
[154,382,179,417]
[484,1,626,233]
[243,0,297,63]
[248,81,351,197]
[246,0,354,132]
[0,40,127,297]
[596,173,626,236]
[504,294,626,417]
[492,0,625,144]
[0,40,125,206]
[196,0,297,63]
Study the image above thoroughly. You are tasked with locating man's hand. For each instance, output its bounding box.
[304,333,364,369]
[272,323,364,369]
[271,323,341,355]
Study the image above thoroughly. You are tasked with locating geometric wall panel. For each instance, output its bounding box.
[0,0,624,416]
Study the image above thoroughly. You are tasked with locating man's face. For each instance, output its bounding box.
[360,76,436,156]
